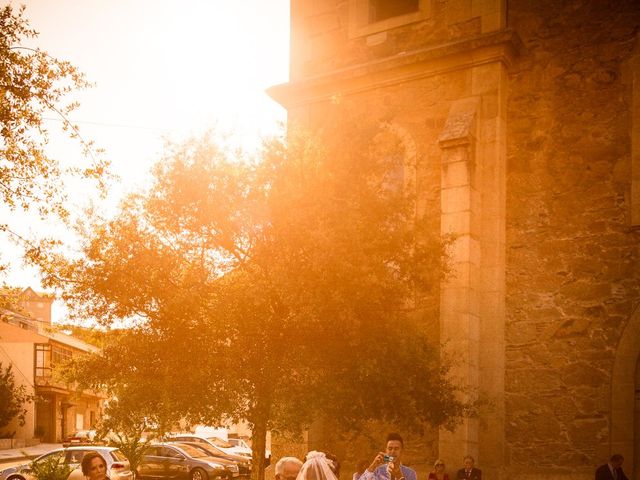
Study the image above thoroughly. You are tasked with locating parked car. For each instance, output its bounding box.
[206,438,250,459]
[167,435,252,476]
[0,446,133,480]
[137,443,238,480]
[63,430,101,447]
[171,443,240,478]
[225,438,270,466]
[225,439,251,456]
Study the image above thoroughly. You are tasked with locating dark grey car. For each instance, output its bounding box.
[138,443,239,480]
[168,436,252,476]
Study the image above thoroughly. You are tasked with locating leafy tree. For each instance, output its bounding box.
[53,323,111,349]
[29,452,72,480]
[0,286,23,313]
[54,118,468,480]
[0,5,108,270]
[0,362,33,436]
[96,397,156,480]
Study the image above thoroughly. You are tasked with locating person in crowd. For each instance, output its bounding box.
[595,454,629,480]
[81,451,108,480]
[299,451,339,480]
[324,452,341,478]
[428,459,449,480]
[358,433,417,480]
[455,456,481,480]
[353,460,370,480]
[276,457,304,480]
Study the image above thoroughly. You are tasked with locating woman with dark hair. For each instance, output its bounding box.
[81,451,108,480]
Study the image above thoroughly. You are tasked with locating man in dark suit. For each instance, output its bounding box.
[595,454,628,480]
[456,455,481,480]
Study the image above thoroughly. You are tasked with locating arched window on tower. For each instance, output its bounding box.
[381,151,408,198]
[379,123,417,197]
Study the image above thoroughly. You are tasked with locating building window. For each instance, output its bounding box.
[75,413,84,430]
[348,0,430,39]
[35,343,73,379]
[380,122,417,196]
[35,344,51,378]
[382,152,406,194]
[369,0,419,23]
[52,345,72,365]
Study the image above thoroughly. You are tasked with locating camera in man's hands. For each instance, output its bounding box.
[383,455,394,463]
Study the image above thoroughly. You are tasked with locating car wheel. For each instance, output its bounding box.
[191,468,208,480]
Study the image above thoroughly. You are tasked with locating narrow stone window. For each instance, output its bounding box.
[381,152,406,194]
[349,0,430,38]
[369,0,419,23]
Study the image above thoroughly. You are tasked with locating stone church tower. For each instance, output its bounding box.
[268,1,640,479]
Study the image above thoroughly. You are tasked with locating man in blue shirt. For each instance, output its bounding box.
[358,433,417,480]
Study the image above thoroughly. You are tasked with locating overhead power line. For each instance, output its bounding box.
[0,343,36,390]
[42,116,171,132]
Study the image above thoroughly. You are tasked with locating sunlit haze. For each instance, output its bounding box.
[2,0,290,308]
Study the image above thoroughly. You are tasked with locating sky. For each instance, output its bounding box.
[3,0,291,315]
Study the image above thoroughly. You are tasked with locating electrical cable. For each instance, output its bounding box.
[0,343,36,390]
[42,116,172,132]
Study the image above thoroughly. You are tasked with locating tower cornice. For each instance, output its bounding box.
[267,29,524,109]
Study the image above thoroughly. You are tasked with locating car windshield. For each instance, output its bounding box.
[109,450,127,462]
[177,444,208,459]
[231,439,249,449]
[66,451,87,464]
[33,451,65,467]
[208,437,233,448]
[180,443,218,457]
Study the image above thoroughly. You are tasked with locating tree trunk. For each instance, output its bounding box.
[251,414,268,480]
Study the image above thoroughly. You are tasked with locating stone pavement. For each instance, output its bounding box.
[0,443,62,464]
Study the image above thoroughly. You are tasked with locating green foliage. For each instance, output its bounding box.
[29,453,72,480]
[0,4,109,270]
[0,287,24,315]
[55,116,468,480]
[96,398,154,480]
[0,362,33,434]
[53,324,112,348]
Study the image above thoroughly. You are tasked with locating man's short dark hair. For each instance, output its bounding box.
[386,432,403,446]
[610,454,624,463]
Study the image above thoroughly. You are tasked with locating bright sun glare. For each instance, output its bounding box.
[3,0,290,292]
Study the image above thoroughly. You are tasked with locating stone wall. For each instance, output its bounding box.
[275,0,640,478]
[290,0,505,81]
[505,0,640,475]
[295,91,451,471]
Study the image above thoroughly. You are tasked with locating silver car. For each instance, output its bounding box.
[0,446,133,480]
